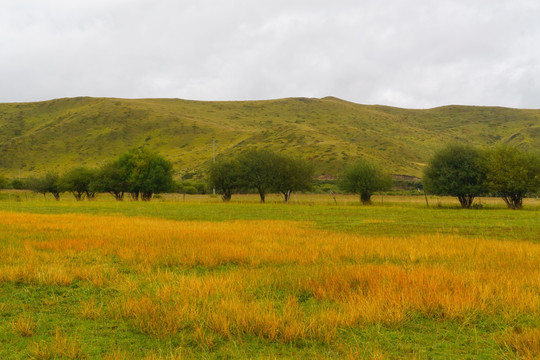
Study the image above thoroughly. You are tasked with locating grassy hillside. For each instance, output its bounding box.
[0,96,538,178]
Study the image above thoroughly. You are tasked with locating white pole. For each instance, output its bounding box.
[212,138,216,195]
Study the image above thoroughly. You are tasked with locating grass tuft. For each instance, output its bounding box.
[12,314,37,337]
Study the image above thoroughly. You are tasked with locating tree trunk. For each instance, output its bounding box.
[503,194,523,209]
[457,195,474,208]
[111,191,124,201]
[141,191,153,201]
[222,191,232,202]
[282,190,292,203]
[73,191,85,201]
[360,192,372,205]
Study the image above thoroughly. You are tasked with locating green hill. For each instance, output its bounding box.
[0,96,538,179]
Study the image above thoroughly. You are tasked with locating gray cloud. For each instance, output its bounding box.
[1,0,539,108]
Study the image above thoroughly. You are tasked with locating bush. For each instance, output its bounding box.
[182,185,198,195]
[10,179,29,190]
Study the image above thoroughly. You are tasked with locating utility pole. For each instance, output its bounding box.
[212,138,216,195]
[213,138,216,163]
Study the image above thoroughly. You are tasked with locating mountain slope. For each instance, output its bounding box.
[0,97,538,178]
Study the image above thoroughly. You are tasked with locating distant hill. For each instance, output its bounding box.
[0,97,538,179]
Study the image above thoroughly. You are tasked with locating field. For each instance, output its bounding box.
[0,193,539,359]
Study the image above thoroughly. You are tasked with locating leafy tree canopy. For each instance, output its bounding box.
[118,147,174,201]
[339,158,393,204]
[484,146,539,209]
[59,167,98,201]
[91,160,130,201]
[423,143,486,208]
[207,157,242,201]
[236,149,279,203]
[29,172,62,200]
[272,155,314,202]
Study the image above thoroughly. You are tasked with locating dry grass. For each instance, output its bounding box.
[0,210,539,352]
[31,329,85,359]
[497,328,540,360]
[11,314,37,337]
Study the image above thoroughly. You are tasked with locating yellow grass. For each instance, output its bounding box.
[497,328,540,359]
[1,211,539,347]
[11,314,37,337]
[31,328,85,359]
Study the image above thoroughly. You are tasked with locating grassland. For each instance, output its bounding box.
[0,193,539,359]
[0,97,538,178]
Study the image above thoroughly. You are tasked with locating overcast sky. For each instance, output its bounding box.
[1,0,539,108]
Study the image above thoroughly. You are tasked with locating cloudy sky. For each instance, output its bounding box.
[1,0,539,108]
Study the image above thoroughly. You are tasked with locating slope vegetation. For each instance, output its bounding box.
[0,96,538,178]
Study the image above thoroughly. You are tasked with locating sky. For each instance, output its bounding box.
[1,0,539,108]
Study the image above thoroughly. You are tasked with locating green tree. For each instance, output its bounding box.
[59,167,97,201]
[484,146,540,209]
[423,144,486,208]
[29,172,62,200]
[207,158,242,201]
[118,147,174,201]
[339,158,393,204]
[91,160,129,201]
[272,155,314,203]
[237,149,278,203]
[10,179,26,190]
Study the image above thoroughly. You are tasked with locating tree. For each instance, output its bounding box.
[339,158,393,204]
[29,172,62,200]
[59,167,97,201]
[272,155,314,203]
[118,147,174,201]
[484,146,539,209]
[92,160,129,201]
[237,149,278,203]
[207,158,242,201]
[423,144,486,208]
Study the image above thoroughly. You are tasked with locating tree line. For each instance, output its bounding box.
[0,144,537,208]
[25,147,174,201]
[208,149,314,202]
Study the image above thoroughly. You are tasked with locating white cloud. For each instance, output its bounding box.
[1,0,539,108]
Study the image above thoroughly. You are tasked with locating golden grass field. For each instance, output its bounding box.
[0,203,539,359]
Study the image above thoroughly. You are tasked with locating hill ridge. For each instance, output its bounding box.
[0,97,538,178]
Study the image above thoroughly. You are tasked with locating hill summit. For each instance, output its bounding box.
[0,97,538,178]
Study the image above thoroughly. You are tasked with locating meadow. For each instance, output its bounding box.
[0,192,539,359]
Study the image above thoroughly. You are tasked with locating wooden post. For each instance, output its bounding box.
[330,191,337,205]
